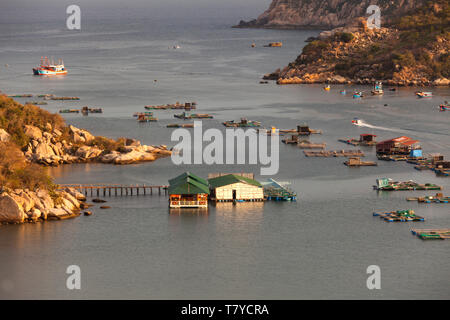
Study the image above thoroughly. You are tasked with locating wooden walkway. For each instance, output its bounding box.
[58,184,168,197]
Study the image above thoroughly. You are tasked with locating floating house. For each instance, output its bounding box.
[168,172,210,208]
[208,174,264,202]
[376,136,421,155]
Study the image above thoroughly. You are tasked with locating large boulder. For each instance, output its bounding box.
[36,189,54,211]
[75,146,103,159]
[64,187,86,201]
[34,142,56,158]
[24,125,43,140]
[0,195,26,223]
[433,78,450,86]
[69,125,94,143]
[0,129,10,142]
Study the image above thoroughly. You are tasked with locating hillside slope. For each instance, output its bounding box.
[235,0,427,29]
[265,1,450,86]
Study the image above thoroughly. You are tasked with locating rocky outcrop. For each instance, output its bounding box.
[0,128,10,142]
[268,11,450,87]
[234,0,427,29]
[0,195,26,223]
[0,187,85,224]
[21,124,171,166]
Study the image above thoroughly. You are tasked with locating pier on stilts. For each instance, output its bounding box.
[58,184,168,197]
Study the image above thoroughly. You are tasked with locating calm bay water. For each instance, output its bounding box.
[0,6,449,299]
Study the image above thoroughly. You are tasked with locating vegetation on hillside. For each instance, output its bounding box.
[0,94,127,191]
[294,0,449,81]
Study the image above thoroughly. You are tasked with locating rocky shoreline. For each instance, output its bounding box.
[0,187,87,224]
[22,123,171,166]
[264,21,450,87]
[235,0,427,30]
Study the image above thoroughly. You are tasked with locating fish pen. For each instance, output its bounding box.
[374,178,442,191]
[304,150,365,157]
[297,140,326,149]
[137,113,158,122]
[174,112,213,119]
[264,186,297,201]
[223,118,261,127]
[262,178,297,201]
[145,102,197,110]
[411,229,450,240]
[344,157,377,167]
[373,210,425,222]
[406,193,450,203]
[338,134,377,146]
[166,123,194,128]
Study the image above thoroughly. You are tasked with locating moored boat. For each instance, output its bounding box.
[416,91,432,98]
[371,81,384,95]
[353,91,363,98]
[439,103,449,111]
[33,57,67,76]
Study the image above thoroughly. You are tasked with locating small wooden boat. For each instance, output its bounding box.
[416,91,432,98]
[351,118,363,126]
[264,42,282,47]
[439,104,449,111]
[371,82,384,95]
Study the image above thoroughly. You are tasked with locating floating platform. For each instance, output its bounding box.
[373,209,425,222]
[59,109,80,114]
[166,123,194,128]
[377,154,409,161]
[8,94,33,98]
[50,96,80,100]
[25,101,48,105]
[344,157,377,167]
[81,106,102,114]
[297,140,326,149]
[406,193,450,203]
[145,102,196,110]
[263,179,297,201]
[374,179,442,191]
[174,112,213,119]
[304,150,365,157]
[338,134,377,146]
[411,229,450,240]
[223,118,260,127]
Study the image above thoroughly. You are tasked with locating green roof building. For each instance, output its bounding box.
[208,174,264,202]
[168,172,209,208]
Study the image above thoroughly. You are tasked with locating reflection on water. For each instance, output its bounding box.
[213,201,264,215]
